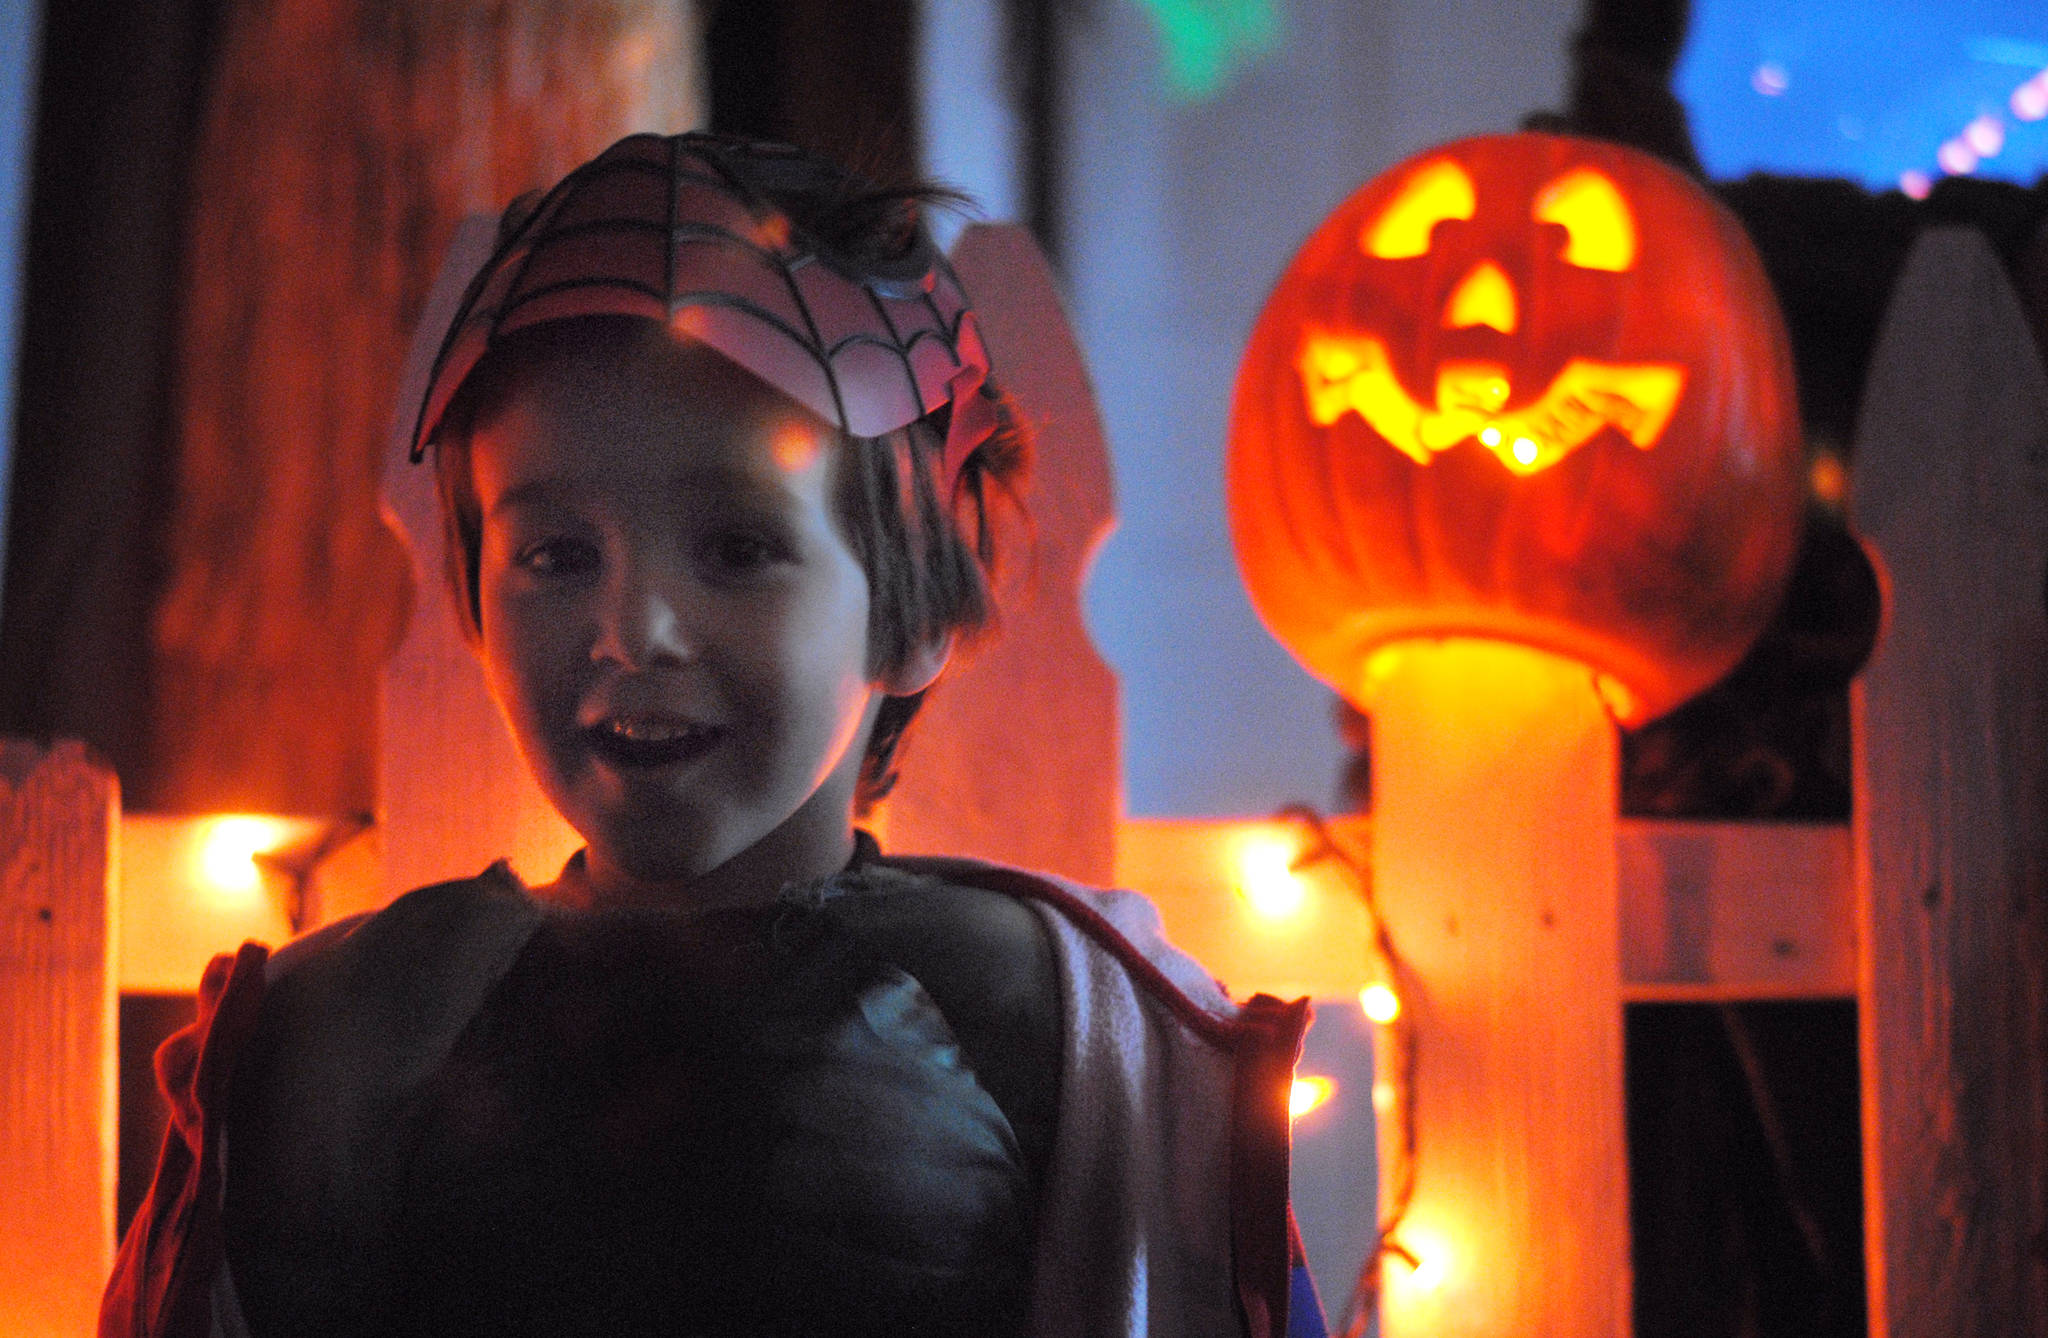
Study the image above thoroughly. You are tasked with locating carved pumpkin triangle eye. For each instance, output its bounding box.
[1532,168,1637,271]
[1362,159,1475,259]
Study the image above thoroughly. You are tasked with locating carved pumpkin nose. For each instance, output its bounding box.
[1443,261,1518,333]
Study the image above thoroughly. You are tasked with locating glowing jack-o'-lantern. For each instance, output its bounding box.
[1229,133,1803,722]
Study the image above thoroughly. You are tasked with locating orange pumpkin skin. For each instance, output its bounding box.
[1228,133,1804,723]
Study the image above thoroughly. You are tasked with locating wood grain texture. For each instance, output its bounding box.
[1617,819,1854,1000]
[875,224,1120,886]
[380,217,578,898]
[1851,226,2048,1338]
[154,0,701,815]
[1367,643,1630,1338]
[0,740,117,1337]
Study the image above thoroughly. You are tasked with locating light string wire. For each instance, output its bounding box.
[1274,802,1418,1338]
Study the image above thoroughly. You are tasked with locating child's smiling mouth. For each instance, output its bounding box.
[584,716,724,770]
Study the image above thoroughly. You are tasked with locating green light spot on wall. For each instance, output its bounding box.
[1132,0,1283,102]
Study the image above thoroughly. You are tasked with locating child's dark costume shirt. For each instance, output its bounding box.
[101,846,1326,1338]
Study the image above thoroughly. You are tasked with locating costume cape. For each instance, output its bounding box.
[102,856,1329,1338]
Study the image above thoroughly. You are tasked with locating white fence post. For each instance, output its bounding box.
[1851,225,2048,1338]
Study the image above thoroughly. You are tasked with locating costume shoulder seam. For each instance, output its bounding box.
[264,861,537,985]
[879,854,1241,1043]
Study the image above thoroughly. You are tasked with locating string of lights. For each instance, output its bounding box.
[1899,62,2048,198]
[1274,803,1420,1338]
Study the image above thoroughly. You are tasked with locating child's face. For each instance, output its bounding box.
[467,324,920,904]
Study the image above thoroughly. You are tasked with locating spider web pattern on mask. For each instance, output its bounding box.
[412,133,988,464]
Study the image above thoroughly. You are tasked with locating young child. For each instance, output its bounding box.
[104,132,1325,1338]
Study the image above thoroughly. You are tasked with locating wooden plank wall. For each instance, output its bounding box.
[153,0,702,817]
[1852,226,2048,1337]
[0,741,117,1336]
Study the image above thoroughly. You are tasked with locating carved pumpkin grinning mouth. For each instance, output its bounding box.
[1297,332,1685,475]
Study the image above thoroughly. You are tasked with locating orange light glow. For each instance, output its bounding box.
[1442,261,1518,332]
[613,29,660,77]
[1435,362,1512,417]
[1406,1245,1449,1293]
[747,211,794,252]
[194,815,294,900]
[1362,159,1475,259]
[1290,1075,1335,1119]
[1235,833,1307,920]
[1533,168,1637,271]
[1373,1081,1396,1114]
[1809,451,1847,506]
[1388,1223,1456,1299]
[1592,672,1639,722]
[1360,982,1402,1023]
[1365,642,1628,1335]
[771,423,822,472]
[1299,333,1684,473]
[1117,816,1378,1000]
[121,814,329,993]
[1363,646,1410,698]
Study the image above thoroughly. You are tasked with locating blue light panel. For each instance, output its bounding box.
[1676,0,2048,193]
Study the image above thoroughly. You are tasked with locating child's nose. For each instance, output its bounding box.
[590,568,699,670]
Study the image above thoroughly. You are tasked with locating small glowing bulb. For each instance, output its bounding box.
[1900,170,1932,201]
[1808,452,1847,505]
[1938,139,1979,176]
[1478,425,1502,447]
[1372,1081,1396,1114]
[1362,645,1408,696]
[1290,1075,1334,1119]
[2014,78,2048,122]
[1237,836,1307,920]
[1592,673,1639,723]
[1965,114,2005,158]
[1750,62,1789,96]
[1409,1250,1448,1292]
[197,815,287,898]
[1360,983,1402,1023]
[1511,436,1539,466]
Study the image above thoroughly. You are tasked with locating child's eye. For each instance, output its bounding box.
[515,537,600,577]
[702,530,787,574]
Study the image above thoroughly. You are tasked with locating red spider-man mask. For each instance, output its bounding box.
[410,133,996,489]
